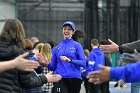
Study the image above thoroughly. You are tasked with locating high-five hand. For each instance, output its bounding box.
[100,39,119,53]
[87,65,110,84]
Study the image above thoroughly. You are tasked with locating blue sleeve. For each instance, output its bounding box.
[88,52,95,61]
[110,61,140,82]
[71,44,86,67]
[87,52,96,71]
[28,56,37,61]
[28,56,43,73]
[48,48,57,71]
[87,52,96,65]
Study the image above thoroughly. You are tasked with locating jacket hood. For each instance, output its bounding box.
[0,40,23,60]
[92,48,103,56]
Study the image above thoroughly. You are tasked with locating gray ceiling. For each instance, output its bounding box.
[17,0,84,11]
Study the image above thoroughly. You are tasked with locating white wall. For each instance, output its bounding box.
[0,0,16,33]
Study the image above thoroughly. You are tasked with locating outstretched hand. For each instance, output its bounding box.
[121,49,140,63]
[45,72,62,83]
[100,39,119,53]
[87,65,110,84]
[36,54,49,67]
[14,52,39,71]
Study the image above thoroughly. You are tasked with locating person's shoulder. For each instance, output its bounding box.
[73,40,82,46]
[52,43,62,51]
[88,50,94,55]
[90,51,96,55]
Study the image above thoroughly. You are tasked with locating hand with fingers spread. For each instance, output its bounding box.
[100,39,119,53]
[0,52,39,72]
[45,72,62,83]
[121,49,140,63]
[36,53,49,67]
[87,65,110,84]
[14,52,39,71]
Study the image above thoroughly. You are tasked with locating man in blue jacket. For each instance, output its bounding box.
[86,39,105,93]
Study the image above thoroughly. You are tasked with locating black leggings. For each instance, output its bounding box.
[52,78,82,93]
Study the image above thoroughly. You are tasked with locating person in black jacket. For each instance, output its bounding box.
[22,39,44,93]
[0,19,61,93]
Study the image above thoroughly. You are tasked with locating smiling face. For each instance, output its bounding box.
[62,25,74,39]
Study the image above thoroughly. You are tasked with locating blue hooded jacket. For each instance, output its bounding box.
[84,48,105,76]
[110,61,140,82]
[48,38,86,79]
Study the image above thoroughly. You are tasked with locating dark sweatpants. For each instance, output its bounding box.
[100,82,110,93]
[88,81,110,93]
[88,83,101,93]
[52,78,82,93]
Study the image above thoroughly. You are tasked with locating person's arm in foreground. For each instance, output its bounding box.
[0,52,39,72]
[120,50,140,63]
[19,70,62,88]
[87,61,140,84]
[99,39,119,53]
[100,39,140,53]
[119,40,140,53]
[18,52,62,88]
